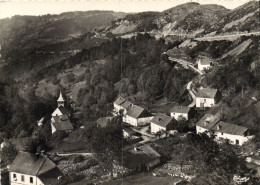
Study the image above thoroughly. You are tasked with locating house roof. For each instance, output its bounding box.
[57,92,64,102]
[196,114,220,130]
[52,115,73,131]
[196,88,218,98]
[9,151,57,176]
[114,97,126,106]
[151,113,175,128]
[199,58,211,65]
[126,105,152,119]
[120,100,132,109]
[170,106,191,114]
[123,145,160,168]
[38,117,44,123]
[97,117,112,128]
[123,127,136,135]
[212,121,248,136]
[38,167,67,185]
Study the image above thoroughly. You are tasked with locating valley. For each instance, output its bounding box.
[0,1,260,185]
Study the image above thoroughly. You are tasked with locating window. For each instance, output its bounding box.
[21,175,25,182]
[30,177,33,183]
[13,174,17,181]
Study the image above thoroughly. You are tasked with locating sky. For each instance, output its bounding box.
[0,0,256,19]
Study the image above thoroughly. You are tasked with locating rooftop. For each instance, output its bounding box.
[196,88,218,98]
[123,144,160,168]
[199,58,211,65]
[170,106,191,114]
[57,91,65,102]
[212,121,248,136]
[151,113,175,128]
[52,115,73,131]
[126,105,152,119]
[196,114,220,130]
[9,151,56,176]
[114,97,126,106]
[123,127,136,135]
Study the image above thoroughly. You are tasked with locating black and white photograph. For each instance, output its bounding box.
[0,0,259,184]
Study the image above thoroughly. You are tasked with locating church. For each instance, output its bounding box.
[51,92,73,134]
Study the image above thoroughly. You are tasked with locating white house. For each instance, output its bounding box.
[113,97,133,115]
[196,114,253,146]
[8,151,67,185]
[150,114,175,134]
[170,106,191,121]
[51,92,73,134]
[195,88,221,108]
[212,121,253,146]
[197,58,212,71]
[123,105,153,127]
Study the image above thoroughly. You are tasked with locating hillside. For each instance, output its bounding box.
[106,1,259,38]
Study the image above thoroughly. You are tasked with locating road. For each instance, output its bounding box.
[195,31,260,41]
[168,57,203,75]
[132,126,156,144]
[187,81,196,107]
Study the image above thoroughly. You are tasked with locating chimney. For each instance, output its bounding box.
[57,176,62,180]
[158,118,162,121]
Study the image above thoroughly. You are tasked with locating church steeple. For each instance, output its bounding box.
[57,91,65,107]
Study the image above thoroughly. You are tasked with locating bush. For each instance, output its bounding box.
[69,155,85,163]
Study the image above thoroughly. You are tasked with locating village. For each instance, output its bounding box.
[1,53,258,185]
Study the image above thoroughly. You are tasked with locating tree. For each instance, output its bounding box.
[0,143,18,166]
[90,117,123,178]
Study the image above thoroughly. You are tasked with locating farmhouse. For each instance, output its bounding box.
[197,58,212,71]
[123,105,153,127]
[8,151,67,185]
[195,88,221,107]
[123,144,161,171]
[51,92,73,134]
[150,113,176,134]
[196,114,253,146]
[113,97,133,115]
[212,121,253,146]
[170,106,192,121]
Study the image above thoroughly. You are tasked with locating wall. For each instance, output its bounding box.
[196,126,208,134]
[151,123,166,133]
[196,97,215,107]
[137,117,154,126]
[51,123,57,134]
[123,115,138,126]
[170,112,188,120]
[214,131,251,146]
[51,108,63,117]
[198,61,211,71]
[9,172,39,185]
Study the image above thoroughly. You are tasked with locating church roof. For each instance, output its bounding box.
[58,106,70,115]
[52,115,73,131]
[57,92,64,102]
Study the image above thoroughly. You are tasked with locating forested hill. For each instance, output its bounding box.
[107,1,259,36]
